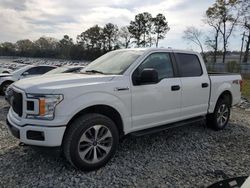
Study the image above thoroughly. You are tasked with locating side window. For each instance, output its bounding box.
[37,66,55,74]
[175,53,202,77]
[65,67,81,73]
[73,68,82,73]
[135,53,174,81]
[25,67,40,75]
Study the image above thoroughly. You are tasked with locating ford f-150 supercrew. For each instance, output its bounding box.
[5,48,242,170]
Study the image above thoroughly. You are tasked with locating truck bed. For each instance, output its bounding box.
[208,73,241,113]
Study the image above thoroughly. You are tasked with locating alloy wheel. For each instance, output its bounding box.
[216,104,229,127]
[78,125,113,164]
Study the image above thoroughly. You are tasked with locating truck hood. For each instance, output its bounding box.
[13,73,115,93]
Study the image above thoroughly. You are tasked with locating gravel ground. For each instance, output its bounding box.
[0,96,249,188]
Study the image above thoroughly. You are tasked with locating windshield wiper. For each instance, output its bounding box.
[85,70,105,74]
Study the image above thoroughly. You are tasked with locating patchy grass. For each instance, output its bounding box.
[242,79,250,99]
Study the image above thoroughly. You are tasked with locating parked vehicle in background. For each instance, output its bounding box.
[0,65,56,94]
[0,68,12,74]
[6,48,242,170]
[44,66,84,75]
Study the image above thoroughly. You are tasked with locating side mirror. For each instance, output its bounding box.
[22,72,29,76]
[139,68,159,84]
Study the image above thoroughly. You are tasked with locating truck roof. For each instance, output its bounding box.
[115,48,200,55]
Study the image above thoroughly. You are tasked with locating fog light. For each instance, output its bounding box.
[27,131,45,141]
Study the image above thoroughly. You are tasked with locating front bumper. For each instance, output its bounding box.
[6,113,66,147]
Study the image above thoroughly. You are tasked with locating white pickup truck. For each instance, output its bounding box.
[6,48,242,170]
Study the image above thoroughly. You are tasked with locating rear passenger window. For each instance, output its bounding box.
[37,66,55,74]
[26,67,40,75]
[175,53,202,77]
[26,66,55,75]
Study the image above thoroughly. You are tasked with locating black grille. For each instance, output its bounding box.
[11,91,23,117]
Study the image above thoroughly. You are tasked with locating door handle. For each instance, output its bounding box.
[171,85,180,91]
[202,83,209,88]
[114,87,129,91]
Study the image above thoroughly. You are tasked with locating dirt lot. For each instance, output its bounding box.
[0,96,249,187]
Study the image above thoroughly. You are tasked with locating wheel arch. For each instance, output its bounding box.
[66,104,125,138]
[217,90,233,107]
[0,80,14,94]
[1,80,14,86]
[207,90,232,130]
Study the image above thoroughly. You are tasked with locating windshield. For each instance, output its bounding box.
[83,50,144,75]
[12,65,32,75]
[45,67,69,75]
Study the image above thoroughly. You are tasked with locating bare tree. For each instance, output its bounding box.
[203,6,223,63]
[119,26,131,48]
[243,26,250,64]
[239,0,250,63]
[207,0,239,63]
[205,36,219,57]
[183,26,207,62]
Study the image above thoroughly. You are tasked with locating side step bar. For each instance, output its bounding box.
[130,116,206,137]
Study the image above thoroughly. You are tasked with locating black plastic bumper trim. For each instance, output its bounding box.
[6,119,20,139]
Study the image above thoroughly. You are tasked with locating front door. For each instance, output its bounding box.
[131,52,182,130]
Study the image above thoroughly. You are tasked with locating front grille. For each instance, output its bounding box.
[11,91,23,117]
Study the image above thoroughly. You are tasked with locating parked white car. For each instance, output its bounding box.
[44,66,85,75]
[0,65,56,94]
[0,68,13,74]
[6,48,242,170]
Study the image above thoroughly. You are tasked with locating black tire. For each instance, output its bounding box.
[206,99,231,130]
[0,81,12,95]
[63,113,119,171]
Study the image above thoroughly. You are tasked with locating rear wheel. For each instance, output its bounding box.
[207,99,230,130]
[63,113,119,171]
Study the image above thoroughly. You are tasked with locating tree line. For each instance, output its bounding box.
[183,0,250,63]
[0,12,169,61]
[0,0,249,63]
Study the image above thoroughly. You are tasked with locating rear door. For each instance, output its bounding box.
[174,53,210,119]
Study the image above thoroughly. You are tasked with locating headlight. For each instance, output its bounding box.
[26,94,63,120]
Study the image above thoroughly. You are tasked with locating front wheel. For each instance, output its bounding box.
[0,82,12,95]
[63,113,119,171]
[207,99,231,130]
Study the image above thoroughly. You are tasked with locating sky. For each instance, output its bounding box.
[0,0,243,51]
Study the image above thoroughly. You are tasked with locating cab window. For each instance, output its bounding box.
[134,52,174,82]
[175,53,202,77]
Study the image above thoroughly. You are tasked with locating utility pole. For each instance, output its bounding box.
[239,32,246,64]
